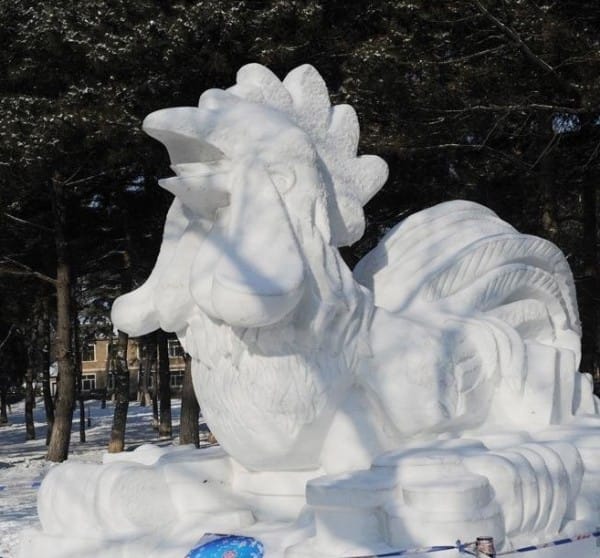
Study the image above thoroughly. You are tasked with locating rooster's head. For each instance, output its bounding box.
[112,63,387,334]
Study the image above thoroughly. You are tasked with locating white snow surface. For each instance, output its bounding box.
[0,397,205,558]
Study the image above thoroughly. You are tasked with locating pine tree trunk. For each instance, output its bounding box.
[71,295,85,443]
[39,297,54,445]
[47,261,75,461]
[108,330,130,453]
[157,330,172,438]
[108,244,133,451]
[539,130,559,243]
[25,363,36,440]
[152,384,159,431]
[42,362,54,443]
[150,333,159,429]
[0,388,7,425]
[47,176,76,463]
[78,395,86,443]
[137,358,146,406]
[179,353,199,447]
[580,176,600,391]
[25,299,47,442]
[140,334,155,407]
[138,336,152,407]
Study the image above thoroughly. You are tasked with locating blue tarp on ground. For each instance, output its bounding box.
[186,534,264,558]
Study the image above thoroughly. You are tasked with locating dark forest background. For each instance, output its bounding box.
[1,1,599,455]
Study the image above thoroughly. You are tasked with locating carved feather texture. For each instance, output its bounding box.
[355,201,581,356]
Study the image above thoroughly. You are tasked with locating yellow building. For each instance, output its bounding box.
[51,337,186,399]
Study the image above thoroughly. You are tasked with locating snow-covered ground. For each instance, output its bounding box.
[0,397,206,558]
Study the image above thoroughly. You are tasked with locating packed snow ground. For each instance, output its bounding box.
[0,396,209,558]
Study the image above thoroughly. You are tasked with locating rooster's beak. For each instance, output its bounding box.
[143,107,225,165]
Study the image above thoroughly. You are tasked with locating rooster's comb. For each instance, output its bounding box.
[225,63,388,246]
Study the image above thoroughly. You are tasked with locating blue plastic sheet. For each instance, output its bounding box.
[186,533,264,558]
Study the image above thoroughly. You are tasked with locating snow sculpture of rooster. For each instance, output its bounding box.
[112,63,593,475]
[23,64,600,558]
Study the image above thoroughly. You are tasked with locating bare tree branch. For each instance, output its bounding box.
[436,44,509,65]
[0,268,58,285]
[480,109,513,148]
[427,103,592,114]
[4,213,53,233]
[472,0,580,95]
[389,142,531,170]
[395,44,508,66]
[94,249,127,263]
[392,143,481,153]
[0,325,15,353]
[555,54,600,69]
[63,166,84,185]
[0,258,57,286]
[473,0,553,71]
[63,166,131,187]
[531,133,560,169]
[426,13,483,24]
[583,140,600,171]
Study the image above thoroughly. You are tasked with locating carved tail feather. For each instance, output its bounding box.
[354,200,596,425]
[355,200,579,351]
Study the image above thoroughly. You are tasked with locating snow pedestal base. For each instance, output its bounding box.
[287,428,600,558]
[20,420,600,558]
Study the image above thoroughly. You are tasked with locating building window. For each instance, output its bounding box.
[81,374,96,391]
[82,342,96,362]
[168,339,184,358]
[170,372,184,388]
